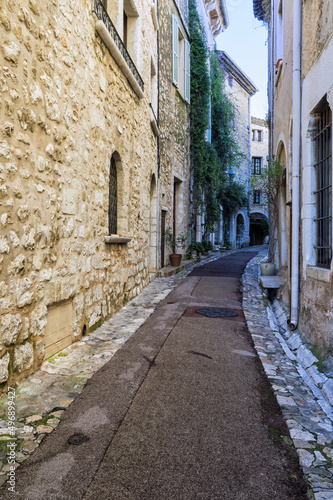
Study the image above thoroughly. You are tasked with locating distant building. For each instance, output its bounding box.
[215,51,257,248]
[250,117,269,246]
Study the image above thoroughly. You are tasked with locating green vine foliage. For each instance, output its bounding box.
[189,0,210,207]
[189,0,248,234]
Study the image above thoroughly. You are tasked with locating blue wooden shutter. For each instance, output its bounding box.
[172,15,179,86]
[185,39,190,103]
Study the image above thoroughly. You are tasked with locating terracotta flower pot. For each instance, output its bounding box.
[170,254,182,267]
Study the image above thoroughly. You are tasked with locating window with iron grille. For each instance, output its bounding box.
[253,190,261,204]
[314,101,332,268]
[108,156,117,234]
[253,157,262,175]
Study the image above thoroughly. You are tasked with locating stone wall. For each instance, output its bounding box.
[302,0,333,79]
[0,0,158,388]
[269,0,333,355]
[224,75,251,247]
[159,0,191,264]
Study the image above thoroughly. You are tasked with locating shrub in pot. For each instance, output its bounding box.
[166,227,187,266]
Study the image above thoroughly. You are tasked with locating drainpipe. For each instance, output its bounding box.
[248,95,252,237]
[289,0,301,330]
[156,0,161,269]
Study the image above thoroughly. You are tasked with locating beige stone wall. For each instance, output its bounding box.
[271,0,333,353]
[159,0,191,263]
[0,0,158,388]
[302,0,333,79]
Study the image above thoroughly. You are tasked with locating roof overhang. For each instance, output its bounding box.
[204,0,229,40]
[216,51,258,96]
[253,0,267,22]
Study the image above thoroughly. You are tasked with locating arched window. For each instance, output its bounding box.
[109,155,117,234]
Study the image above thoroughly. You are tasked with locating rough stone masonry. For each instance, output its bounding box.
[0,0,158,390]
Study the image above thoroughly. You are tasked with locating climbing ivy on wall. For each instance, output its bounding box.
[188,0,210,207]
[189,0,247,233]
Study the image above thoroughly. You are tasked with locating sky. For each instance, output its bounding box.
[216,0,268,119]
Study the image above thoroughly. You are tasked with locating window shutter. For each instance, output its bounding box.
[185,39,190,103]
[172,15,179,86]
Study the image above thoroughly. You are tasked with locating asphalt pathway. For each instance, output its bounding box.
[1,249,308,499]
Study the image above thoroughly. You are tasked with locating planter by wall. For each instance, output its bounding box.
[170,254,182,267]
[260,262,275,276]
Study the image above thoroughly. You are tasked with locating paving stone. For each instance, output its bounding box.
[21,440,38,454]
[0,475,7,487]
[298,449,315,467]
[25,415,42,423]
[36,425,53,434]
[287,333,302,351]
[296,345,318,369]
[322,379,333,406]
[307,366,328,389]
[314,492,333,499]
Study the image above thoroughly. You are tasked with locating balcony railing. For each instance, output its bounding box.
[93,0,144,96]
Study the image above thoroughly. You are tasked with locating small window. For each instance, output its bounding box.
[253,157,262,175]
[109,156,117,234]
[253,190,261,204]
[314,101,332,268]
[258,130,263,142]
[252,130,256,141]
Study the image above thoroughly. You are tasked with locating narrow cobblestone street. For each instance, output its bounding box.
[0,248,332,499]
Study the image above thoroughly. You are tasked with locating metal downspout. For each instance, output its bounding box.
[289,0,301,329]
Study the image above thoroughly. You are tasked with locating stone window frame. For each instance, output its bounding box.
[253,190,261,204]
[105,152,131,244]
[313,99,332,269]
[252,156,262,175]
[304,94,333,276]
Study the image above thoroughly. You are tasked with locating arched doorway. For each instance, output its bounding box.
[250,213,269,245]
[236,214,245,248]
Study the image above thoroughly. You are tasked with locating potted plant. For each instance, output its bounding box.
[165,227,187,266]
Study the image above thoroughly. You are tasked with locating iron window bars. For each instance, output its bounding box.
[93,0,144,94]
[314,101,332,268]
[108,156,117,235]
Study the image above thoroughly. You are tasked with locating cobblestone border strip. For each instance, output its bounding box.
[0,249,234,486]
[242,252,333,500]
[270,300,333,410]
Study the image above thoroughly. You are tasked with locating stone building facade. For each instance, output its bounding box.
[0,0,159,388]
[254,0,333,354]
[250,117,269,246]
[216,51,257,248]
[193,1,229,243]
[158,0,191,267]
